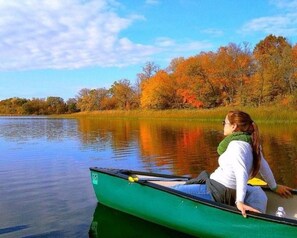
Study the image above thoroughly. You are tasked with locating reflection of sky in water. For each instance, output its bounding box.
[0,117,78,141]
[0,117,296,237]
[0,117,144,237]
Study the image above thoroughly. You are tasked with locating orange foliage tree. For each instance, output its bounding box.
[141,70,180,109]
[140,35,296,109]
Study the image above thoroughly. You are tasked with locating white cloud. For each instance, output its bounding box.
[241,13,297,36]
[240,1,297,37]
[0,0,214,71]
[0,0,157,70]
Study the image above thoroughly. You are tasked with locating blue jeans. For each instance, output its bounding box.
[172,184,213,200]
[245,185,267,213]
[172,184,267,212]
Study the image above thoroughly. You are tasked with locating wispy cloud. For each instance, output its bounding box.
[153,37,213,63]
[240,0,297,37]
[0,0,156,71]
[269,0,297,9]
[200,28,224,37]
[241,14,297,36]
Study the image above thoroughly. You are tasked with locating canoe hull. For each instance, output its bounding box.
[90,168,297,237]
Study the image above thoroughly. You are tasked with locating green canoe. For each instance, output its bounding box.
[90,167,297,238]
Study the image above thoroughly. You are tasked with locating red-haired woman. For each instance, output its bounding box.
[173,110,293,217]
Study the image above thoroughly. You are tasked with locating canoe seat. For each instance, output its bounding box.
[150,181,185,187]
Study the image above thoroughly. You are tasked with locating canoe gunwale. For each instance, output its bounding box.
[90,167,297,227]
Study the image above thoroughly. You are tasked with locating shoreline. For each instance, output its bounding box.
[2,107,297,123]
[50,107,297,123]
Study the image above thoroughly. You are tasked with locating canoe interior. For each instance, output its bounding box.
[146,178,297,219]
[128,172,297,220]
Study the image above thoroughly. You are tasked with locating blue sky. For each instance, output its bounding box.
[1,0,297,101]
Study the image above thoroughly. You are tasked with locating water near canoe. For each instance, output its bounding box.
[0,116,296,237]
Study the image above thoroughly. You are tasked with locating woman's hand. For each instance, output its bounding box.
[236,201,261,218]
[274,185,293,198]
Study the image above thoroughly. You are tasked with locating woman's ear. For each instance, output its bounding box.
[231,123,237,132]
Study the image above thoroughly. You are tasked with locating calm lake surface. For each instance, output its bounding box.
[0,116,296,238]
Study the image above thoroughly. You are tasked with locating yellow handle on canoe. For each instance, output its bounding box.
[128,176,139,183]
[248,178,267,186]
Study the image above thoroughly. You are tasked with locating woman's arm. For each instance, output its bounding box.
[258,153,277,189]
[259,152,293,197]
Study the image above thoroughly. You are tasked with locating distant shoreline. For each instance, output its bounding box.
[51,107,297,123]
[2,107,297,123]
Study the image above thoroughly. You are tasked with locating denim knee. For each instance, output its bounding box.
[245,186,267,213]
[172,184,212,200]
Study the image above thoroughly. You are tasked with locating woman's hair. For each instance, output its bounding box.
[227,110,261,177]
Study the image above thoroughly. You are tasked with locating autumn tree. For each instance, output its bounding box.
[110,79,138,110]
[46,97,66,114]
[22,98,47,115]
[166,57,185,73]
[76,88,110,111]
[0,97,28,114]
[253,35,294,105]
[213,43,255,106]
[141,70,180,109]
[172,54,219,108]
[66,98,80,113]
[134,62,160,105]
[137,61,160,84]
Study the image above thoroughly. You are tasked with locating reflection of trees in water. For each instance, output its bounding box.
[2,117,295,186]
[139,121,222,176]
[77,118,297,187]
[260,125,297,188]
[77,118,139,151]
[0,117,78,141]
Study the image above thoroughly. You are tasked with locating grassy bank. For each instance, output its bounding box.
[57,107,297,123]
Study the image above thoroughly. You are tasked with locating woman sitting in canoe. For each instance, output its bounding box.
[173,110,293,217]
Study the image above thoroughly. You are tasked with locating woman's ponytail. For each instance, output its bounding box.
[251,122,261,177]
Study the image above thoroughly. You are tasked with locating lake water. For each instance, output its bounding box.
[0,116,296,237]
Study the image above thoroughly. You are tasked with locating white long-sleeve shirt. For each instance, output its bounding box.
[210,141,277,203]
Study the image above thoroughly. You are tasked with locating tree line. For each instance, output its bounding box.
[1,34,297,115]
